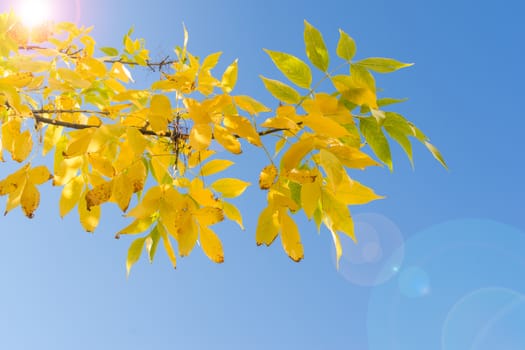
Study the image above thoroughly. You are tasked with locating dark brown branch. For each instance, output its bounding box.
[30,109,290,140]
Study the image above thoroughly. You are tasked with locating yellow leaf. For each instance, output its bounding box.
[319,148,344,189]
[199,159,234,176]
[301,181,321,219]
[322,190,356,240]
[13,130,33,162]
[149,94,172,133]
[330,230,343,269]
[85,181,113,211]
[112,173,133,212]
[43,125,63,156]
[221,59,238,93]
[194,207,224,226]
[223,115,262,146]
[189,123,212,151]
[280,135,315,171]
[187,150,215,168]
[214,125,241,154]
[211,178,250,198]
[285,168,317,184]
[126,161,147,193]
[79,191,101,232]
[126,185,162,219]
[327,145,380,169]
[126,237,146,277]
[126,127,149,156]
[59,175,84,217]
[0,164,29,196]
[233,95,270,115]
[5,181,25,215]
[159,224,177,269]
[110,61,133,83]
[259,164,277,190]
[88,152,115,177]
[117,217,155,237]
[1,118,21,156]
[302,115,349,138]
[199,225,224,263]
[222,201,244,230]
[279,210,304,262]
[65,128,95,157]
[28,165,52,185]
[177,216,198,257]
[20,181,39,218]
[189,178,219,207]
[336,175,384,205]
[255,206,279,246]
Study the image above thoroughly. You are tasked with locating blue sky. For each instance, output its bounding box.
[1,0,524,349]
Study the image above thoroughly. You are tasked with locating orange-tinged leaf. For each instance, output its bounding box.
[13,130,33,162]
[222,201,244,230]
[211,178,250,198]
[279,210,304,262]
[85,181,113,210]
[189,123,212,151]
[199,159,234,176]
[28,165,52,185]
[199,225,224,263]
[256,206,279,246]
[126,236,146,277]
[59,175,84,217]
[259,164,277,190]
[214,125,241,154]
[79,192,101,232]
[20,182,39,218]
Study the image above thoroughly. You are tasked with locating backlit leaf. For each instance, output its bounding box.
[260,76,301,104]
[360,117,392,170]
[356,57,413,73]
[211,178,250,198]
[222,201,244,230]
[259,164,277,190]
[79,191,101,232]
[200,159,234,177]
[264,49,311,89]
[304,20,329,72]
[256,206,279,246]
[126,236,146,277]
[28,166,52,185]
[336,29,356,61]
[221,59,238,93]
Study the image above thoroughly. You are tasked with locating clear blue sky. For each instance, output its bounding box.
[1,0,524,349]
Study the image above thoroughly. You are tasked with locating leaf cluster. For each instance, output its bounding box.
[0,12,445,274]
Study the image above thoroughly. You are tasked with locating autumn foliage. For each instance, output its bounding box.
[0,11,445,274]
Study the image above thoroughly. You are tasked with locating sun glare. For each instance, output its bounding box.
[17,0,51,28]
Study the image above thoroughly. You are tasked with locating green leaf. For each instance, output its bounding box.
[100,47,119,56]
[377,97,409,107]
[424,141,448,169]
[146,225,161,263]
[359,117,392,170]
[336,29,356,61]
[263,50,312,89]
[356,57,413,73]
[260,76,301,104]
[126,236,146,277]
[303,20,329,72]
[383,112,414,166]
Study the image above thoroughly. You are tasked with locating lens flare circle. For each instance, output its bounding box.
[333,213,405,287]
[367,219,525,350]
